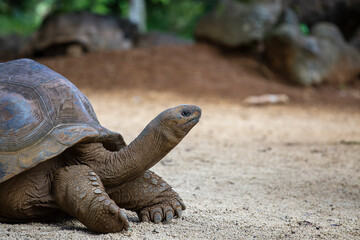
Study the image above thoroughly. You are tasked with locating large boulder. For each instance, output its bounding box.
[265,10,360,86]
[34,11,138,56]
[283,0,360,40]
[350,27,360,50]
[195,0,282,47]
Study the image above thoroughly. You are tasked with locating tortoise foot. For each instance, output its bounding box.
[108,170,186,224]
[53,165,129,233]
[137,195,186,223]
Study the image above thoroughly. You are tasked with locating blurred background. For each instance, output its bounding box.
[0,0,360,106]
[1,2,360,238]
[3,0,212,38]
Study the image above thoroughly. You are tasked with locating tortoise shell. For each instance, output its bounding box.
[34,11,136,54]
[0,59,125,183]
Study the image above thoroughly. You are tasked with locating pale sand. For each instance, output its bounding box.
[1,90,359,240]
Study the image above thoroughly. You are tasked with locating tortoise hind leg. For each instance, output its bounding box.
[52,165,129,233]
[107,170,186,223]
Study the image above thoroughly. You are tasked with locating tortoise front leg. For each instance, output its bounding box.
[106,170,186,223]
[52,165,129,233]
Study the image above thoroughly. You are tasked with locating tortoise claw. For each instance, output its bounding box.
[153,211,162,223]
[165,211,174,222]
[175,205,182,218]
[141,214,150,222]
[137,197,185,223]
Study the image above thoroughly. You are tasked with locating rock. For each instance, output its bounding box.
[34,11,138,56]
[350,27,360,51]
[195,0,282,47]
[281,7,300,26]
[243,94,289,106]
[265,11,360,86]
[283,0,360,40]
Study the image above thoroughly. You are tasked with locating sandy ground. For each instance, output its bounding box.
[1,44,360,239]
[1,89,359,240]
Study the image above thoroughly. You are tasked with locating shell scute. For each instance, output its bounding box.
[0,59,124,183]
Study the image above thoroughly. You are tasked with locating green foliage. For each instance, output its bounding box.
[0,0,130,35]
[151,0,171,4]
[299,23,310,35]
[234,0,253,3]
[0,0,215,38]
[51,0,128,16]
[0,0,54,35]
[147,0,212,39]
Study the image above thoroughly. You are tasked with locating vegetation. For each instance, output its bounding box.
[0,0,216,38]
[0,0,53,35]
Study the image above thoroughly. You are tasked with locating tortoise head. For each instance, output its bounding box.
[81,105,201,186]
[155,105,202,141]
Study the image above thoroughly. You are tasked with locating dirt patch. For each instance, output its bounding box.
[36,44,360,109]
[1,90,359,239]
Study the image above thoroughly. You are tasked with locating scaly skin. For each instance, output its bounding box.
[0,105,201,233]
[0,161,184,231]
[53,165,129,233]
[71,105,202,187]
[0,157,65,223]
[107,170,186,223]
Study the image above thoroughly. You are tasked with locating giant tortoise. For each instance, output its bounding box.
[34,11,137,56]
[0,59,201,233]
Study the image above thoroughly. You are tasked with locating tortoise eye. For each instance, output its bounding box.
[181,109,192,117]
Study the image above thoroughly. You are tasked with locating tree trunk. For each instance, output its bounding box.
[129,0,146,33]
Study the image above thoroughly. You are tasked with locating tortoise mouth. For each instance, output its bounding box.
[181,115,201,127]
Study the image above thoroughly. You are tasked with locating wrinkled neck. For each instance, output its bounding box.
[99,120,180,187]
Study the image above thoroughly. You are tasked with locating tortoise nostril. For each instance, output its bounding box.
[181,109,192,117]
